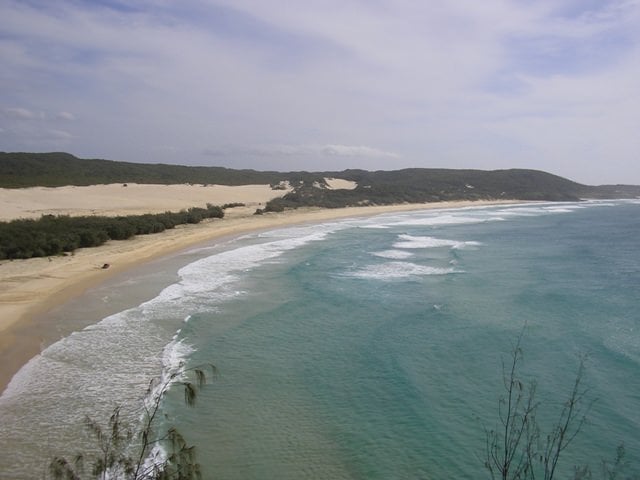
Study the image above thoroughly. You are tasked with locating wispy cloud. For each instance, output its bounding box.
[3,107,43,120]
[1,104,76,148]
[205,143,398,158]
[320,145,399,159]
[1,0,639,183]
[48,129,73,139]
[56,111,76,121]
[203,143,399,170]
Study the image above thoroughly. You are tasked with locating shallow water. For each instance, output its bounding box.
[1,201,639,479]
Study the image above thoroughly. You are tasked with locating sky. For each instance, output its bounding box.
[1,0,639,185]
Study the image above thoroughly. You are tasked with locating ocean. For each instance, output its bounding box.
[1,201,639,479]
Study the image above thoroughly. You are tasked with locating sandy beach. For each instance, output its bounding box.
[0,183,515,393]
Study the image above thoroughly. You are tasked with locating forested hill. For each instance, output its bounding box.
[0,152,290,187]
[1,152,639,208]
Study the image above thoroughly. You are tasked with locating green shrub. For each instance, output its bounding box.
[0,205,226,260]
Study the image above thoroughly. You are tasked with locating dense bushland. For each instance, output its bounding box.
[0,204,224,260]
[261,168,640,211]
[0,152,322,188]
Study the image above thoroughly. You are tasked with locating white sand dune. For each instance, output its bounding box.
[324,178,357,190]
[0,183,287,221]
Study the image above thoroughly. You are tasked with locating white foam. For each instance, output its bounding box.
[149,338,196,408]
[349,261,458,280]
[542,207,573,213]
[130,338,197,478]
[494,201,609,218]
[0,304,176,447]
[542,205,586,213]
[393,234,481,250]
[162,338,195,375]
[385,214,488,227]
[353,201,622,231]
[493,207,545,217]
[254,222,348,239]
[137,227,340,319]
[371,250,414,260]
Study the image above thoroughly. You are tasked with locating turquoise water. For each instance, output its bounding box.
[1,201,639,478]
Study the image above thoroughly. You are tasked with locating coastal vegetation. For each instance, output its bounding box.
[485,331,586,480]
[0,204,225,260]
[484,332,638,480]
[261,168,640,211]
[49,363,216,480]
[0,152,317,188]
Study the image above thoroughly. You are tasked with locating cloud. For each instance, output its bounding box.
[204,143,399,159]
[56,111,76,121]
[3,107,43,120]
[205,145,399,158]
[48,129,73,139]
[0,0,639,183]
[320,145,399,159]
[3,108,75,122]
[0,104,75,147]
[202,143,401,171]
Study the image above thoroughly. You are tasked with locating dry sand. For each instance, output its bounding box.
[0,183,516,393]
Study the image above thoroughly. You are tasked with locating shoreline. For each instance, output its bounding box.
[0,199,517,394]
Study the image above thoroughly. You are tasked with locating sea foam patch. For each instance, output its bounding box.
[141,226,341,317]
[254,222,349,239]
[495,202,588,217]
[359,224,391,229]
[493,207,545,217]
[371,250,414,259]
[383,214,488,227]
[542,205,585,213]
[348,261,457,280]
[393,234,481,250]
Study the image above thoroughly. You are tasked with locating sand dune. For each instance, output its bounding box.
[0,183,287,221]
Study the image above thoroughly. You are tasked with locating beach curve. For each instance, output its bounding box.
[0,183,517,393]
